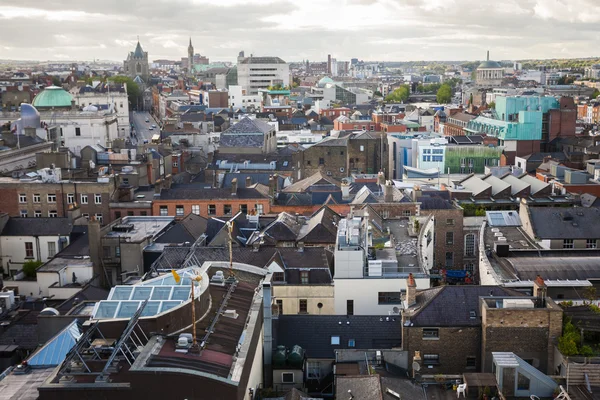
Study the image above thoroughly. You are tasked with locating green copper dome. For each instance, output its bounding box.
[32,86,73,108]
[478,60,502,69]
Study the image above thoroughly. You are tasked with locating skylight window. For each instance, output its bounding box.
[331,336,340,345]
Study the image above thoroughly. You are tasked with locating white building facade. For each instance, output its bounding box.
[237,56,290,95]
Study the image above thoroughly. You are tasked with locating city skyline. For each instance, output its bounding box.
[1,0,600,62]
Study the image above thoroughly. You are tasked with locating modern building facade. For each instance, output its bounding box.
[237,56,289,95]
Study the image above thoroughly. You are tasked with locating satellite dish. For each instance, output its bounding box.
[392,306,400,314]
[412,361,421,372]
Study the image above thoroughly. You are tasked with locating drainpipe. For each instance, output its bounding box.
[263,273,273,387]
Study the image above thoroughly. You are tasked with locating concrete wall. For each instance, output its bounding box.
[272,284,334,315]
[334,278,429,315]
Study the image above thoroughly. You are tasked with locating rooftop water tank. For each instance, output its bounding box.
[288,345,305,368]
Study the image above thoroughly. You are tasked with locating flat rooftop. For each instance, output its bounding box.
[0,367,55,400]
[384,220,421,274]
[103,216,174,242]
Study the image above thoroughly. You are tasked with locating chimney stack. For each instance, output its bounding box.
[405,273,417,307]
[533,275,547,307]
[246,176,252,187]
[377,170,385,185]
[231,177,238,195]
[341,180,351,200]
[383,180,394,203]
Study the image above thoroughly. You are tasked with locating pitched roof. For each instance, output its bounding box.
[283,171,341,193]
[527,207,600,240]
[159,187,267,200]
[274,315,402,359]
[297,206,340,243]
[408,286,521,327]
[1,218,72,236]
[222,116,274,135]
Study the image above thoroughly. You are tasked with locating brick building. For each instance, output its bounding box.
[402,279,561,375]
[295,130,388,180]
[0,168,116,224]
[152,179,271,218]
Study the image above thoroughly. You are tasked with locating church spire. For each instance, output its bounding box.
[189,37,192,47]
[487,50,489,61]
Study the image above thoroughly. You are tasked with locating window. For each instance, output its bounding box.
[45,194,56,203]
[446,232,454,245]
[115,211,122,219]
[127,211,134,216]
[423,354,440,365]
[300,271,309,284]
[160,206,168,216]
[208,204,216,215]
[306,160,311,166]
[80,194,88,204]
[281,372,294,384]
[19,194,27,203]
[25,242,34,258]
[346,299,354,315]
[423,155,431,162]
[517,372,530,391]
[176,205,184,216]
[47,242,56,258]
[34,211,42,218]
[319,158,325,165]
[348,339,356,347]
[466,357,476,369]
[446,218,454,225]
[465,234,475,256]
[378,292,402,304]
[331,336,340,345]
[360,145,365,152]
[402,210,411,216]
[340,151,344,155]
[75,127,81,136]
[273,272,284,282]
[173,162,178,168]
[445,251,454,267]
[95,194,102,204]
[224,204,232,215]
[276,299,283,314]
[191,205,200,215]
[423,149,431,154]
[299,299,307,314]
[586,239,597,249]
[82,213,89,219]
[465,263,474,275]
[94,213,103,223]
[20,210,27,217]
[122,177,129,186]
[48,210,58,218]
[256,204,264,214]
[33,194,40,203]
[140,211,147,216]
[240,204,248,214]
[115,246,121,257]
[563,239,574,249]
[67,193,74,204]
[423,328,439,339]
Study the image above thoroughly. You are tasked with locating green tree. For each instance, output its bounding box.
[52,76,62,86]
[469,93,474,105]
[374,90,383,97]
[591,89,600,99]
[489,101,496,109]
[108,76,141,110]
[436,83,452,104]
[23,260,42,279]
[558,317,581,356]
[384,85,410,103]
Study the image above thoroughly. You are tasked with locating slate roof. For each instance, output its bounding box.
[159,187,268,200]
[222,116,273,135]
[154,213,208,244]
[56,284,109,314]
[1,218,72,236]
[408,286,521,327]
[283,171,341,193]
[506,256,600,280]
[0,310,41,350]
[222,172,285,189]
[297,206,340,243]
[154,247,332,284]
[528,207,600,239]
[274,315,402,359]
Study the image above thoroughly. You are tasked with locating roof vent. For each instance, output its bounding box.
[223,309,238,319]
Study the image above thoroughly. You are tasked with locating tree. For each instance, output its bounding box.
[384,85,410,103]
[436,83,452,104]
[558,318,580,356]
[489,101,496,109]
[52,76,62,86]
[469,93,474,105]
[592,89,600,99]
[108,76,141,110]
[22,260,42,279]
[374,90,383,97]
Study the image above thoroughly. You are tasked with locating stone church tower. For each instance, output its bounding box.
[123,39,149,82]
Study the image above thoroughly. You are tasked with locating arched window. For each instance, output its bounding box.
[136,63,142,73]
[465,233,476,257]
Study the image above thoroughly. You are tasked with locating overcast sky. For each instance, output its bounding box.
[1,0,599,63]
